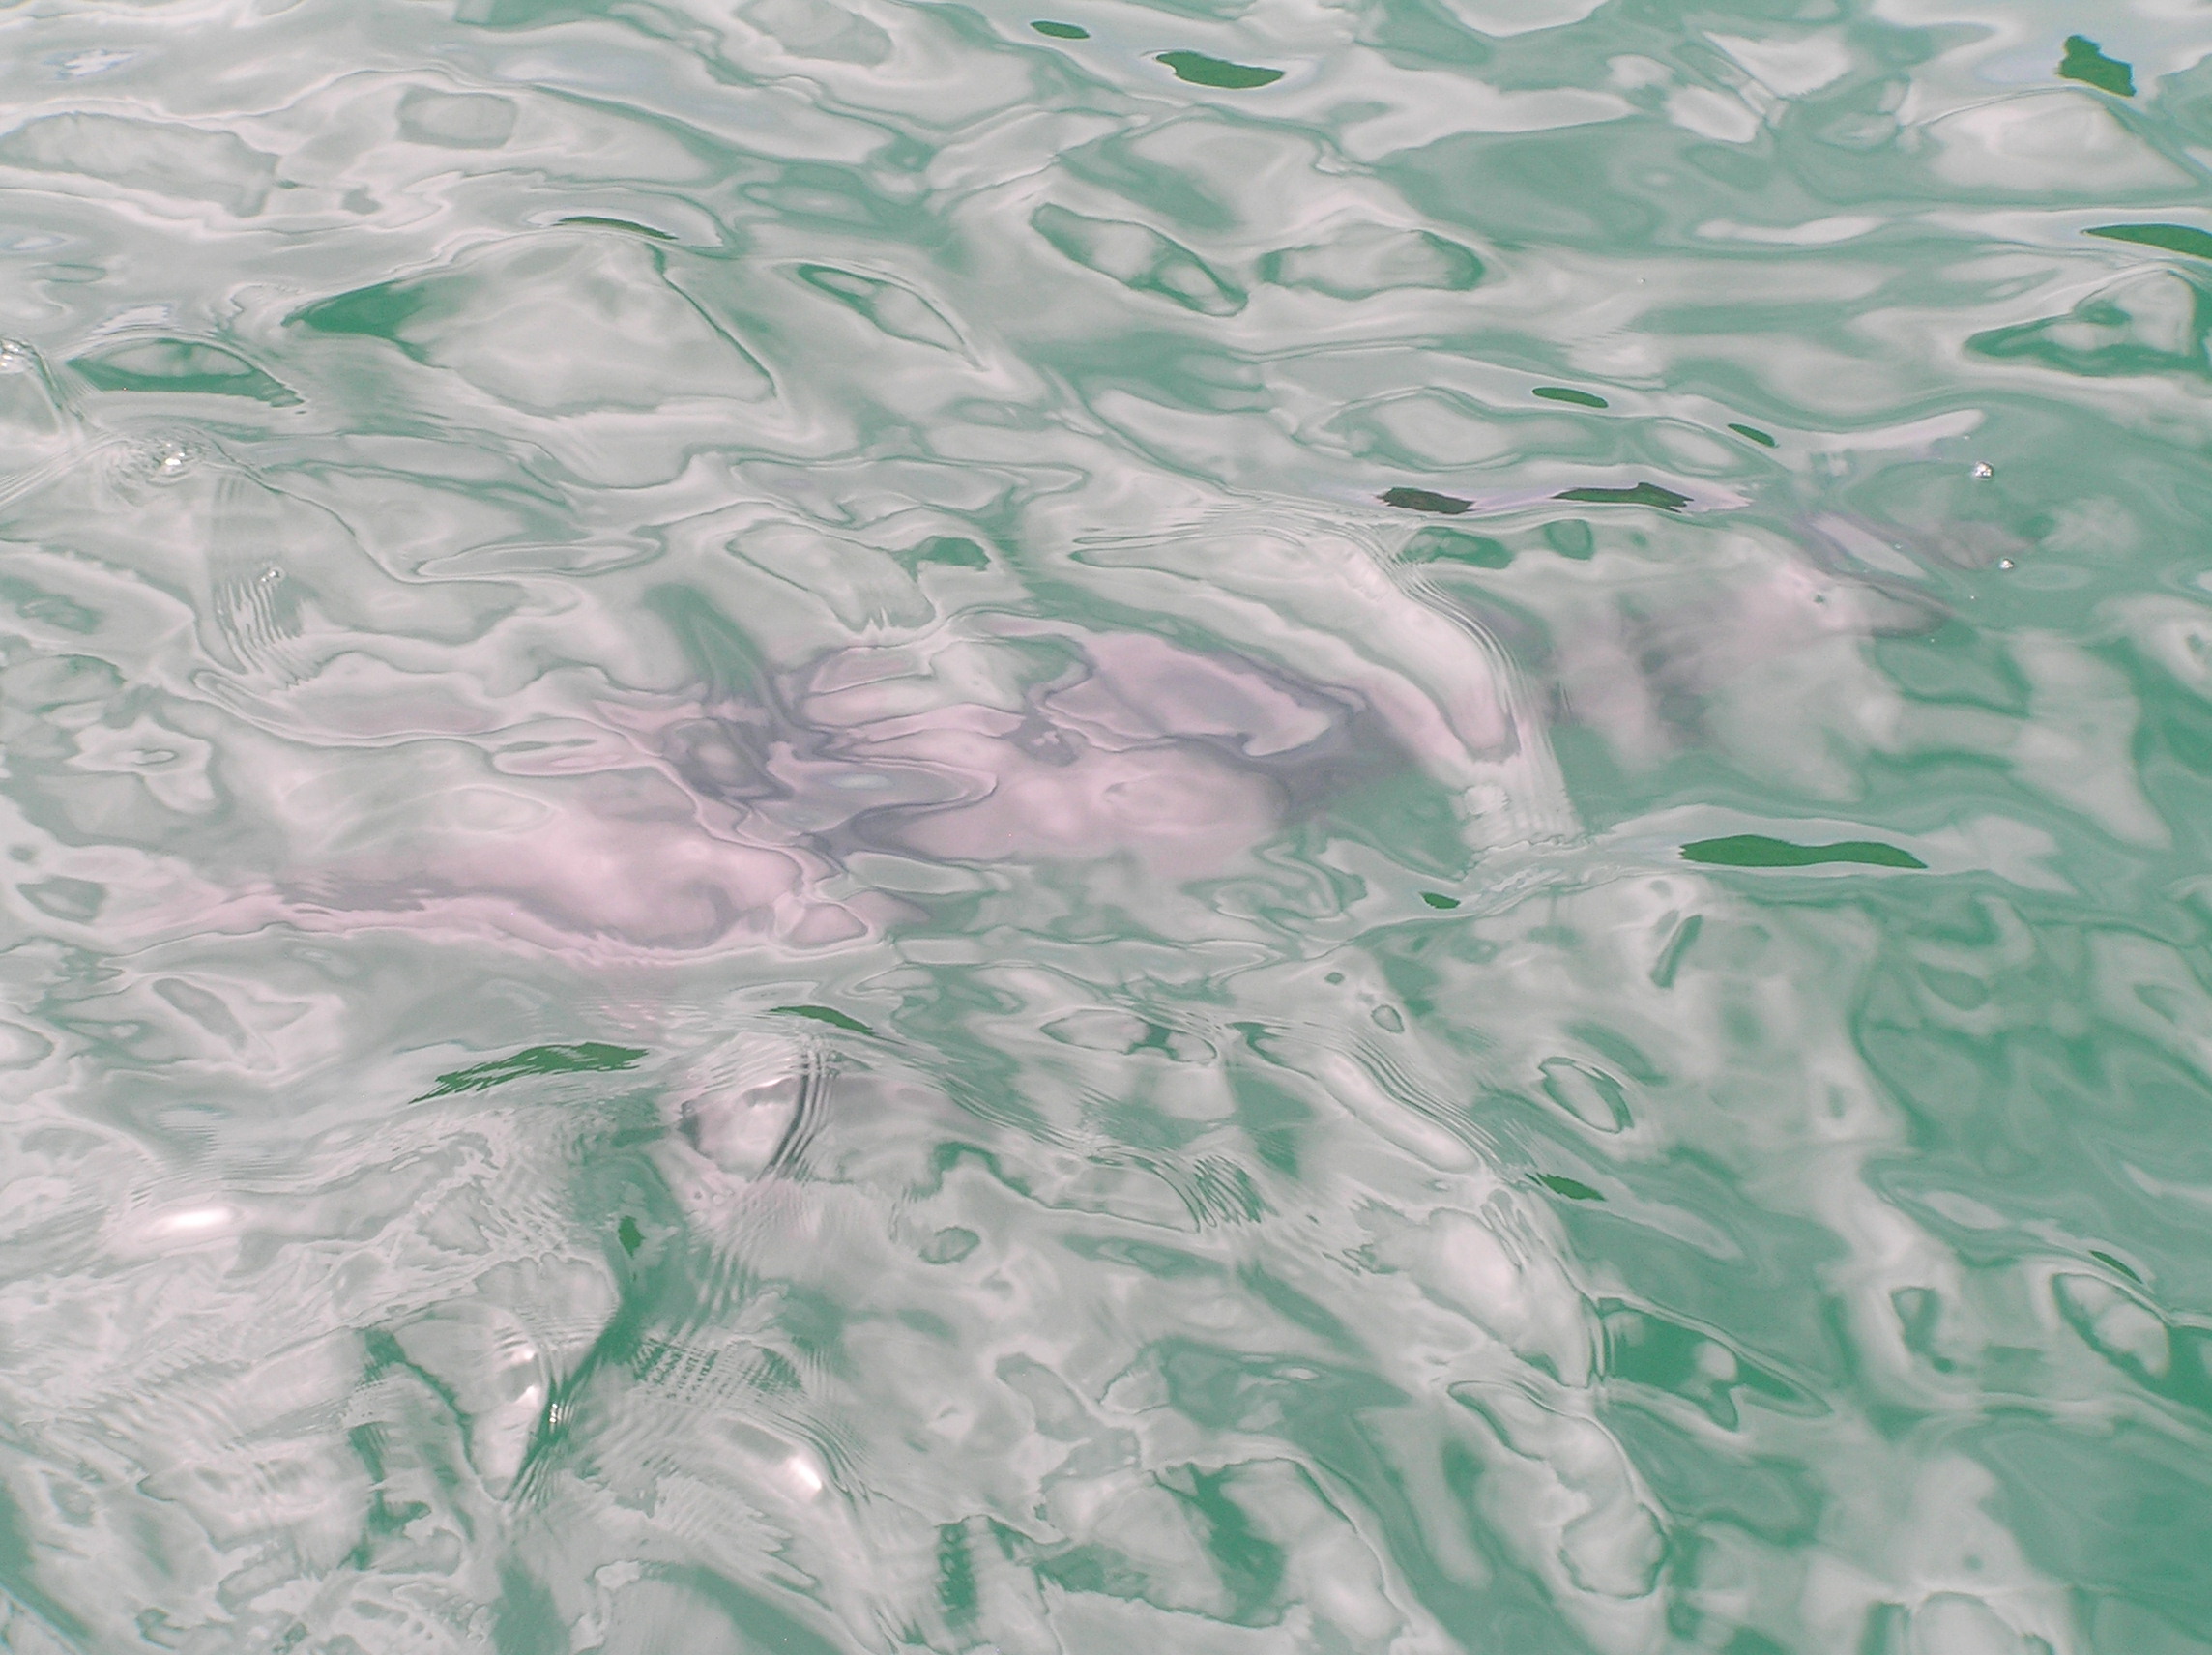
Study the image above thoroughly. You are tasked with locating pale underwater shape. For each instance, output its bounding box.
[241,619,1453,951]
[227,530,1954,953]
[0,424,1583,957]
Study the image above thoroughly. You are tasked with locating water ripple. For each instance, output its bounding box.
[0,0,2209,1650]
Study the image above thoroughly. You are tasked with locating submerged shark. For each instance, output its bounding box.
[270,611,1441,952]
[0,427,1578,955]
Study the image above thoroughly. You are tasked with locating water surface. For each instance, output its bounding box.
[1,0,2211,1650]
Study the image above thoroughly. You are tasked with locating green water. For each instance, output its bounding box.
[0,0,2209,1650]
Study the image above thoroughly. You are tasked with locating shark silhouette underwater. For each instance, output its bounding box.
[238,595,1446,954]
[0,424,1565,959]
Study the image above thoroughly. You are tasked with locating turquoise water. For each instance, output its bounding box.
[1,0,2211,1648]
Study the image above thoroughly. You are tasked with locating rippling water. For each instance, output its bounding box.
[3,0,2212,1649]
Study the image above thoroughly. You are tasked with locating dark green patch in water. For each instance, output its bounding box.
[1156,51,1284,89]
[770,1003,874,1034]
[289,281,429,342]
[418,1042,647,1098]
[2057,35,2134,97]
[1554,482,1691,510]
[1381,486,1472,514]
[1728,422,1777,448]
[1031,19,1088,38]
[1533,386,1608,408]
[554,216,677,240]
[1533,1173,1603,1201]
[2085,222,2212,260]
[2089,1249,2143,1284]
[1681,835,1927,870]
[895,535,991,573]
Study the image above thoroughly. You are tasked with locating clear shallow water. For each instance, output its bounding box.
[3,0,2212,1648]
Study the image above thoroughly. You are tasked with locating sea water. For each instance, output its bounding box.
[0,0,2208,1650]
